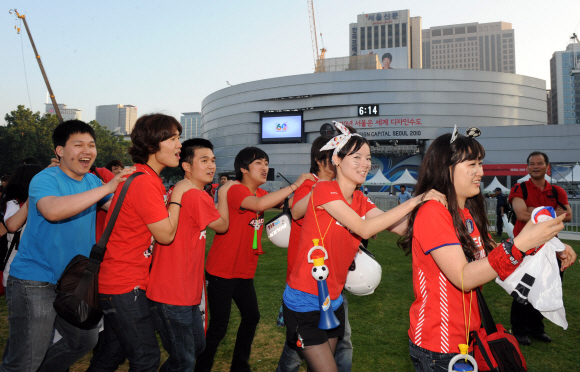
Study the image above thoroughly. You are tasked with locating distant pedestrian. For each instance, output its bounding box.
[494,187,507,236]
[397,185,412,205]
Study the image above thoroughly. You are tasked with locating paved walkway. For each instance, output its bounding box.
[559,232,580,241]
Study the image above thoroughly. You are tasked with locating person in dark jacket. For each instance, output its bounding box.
[494,187,508,236]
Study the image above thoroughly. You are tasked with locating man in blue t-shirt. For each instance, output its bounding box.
[397,185,412,204]
[1,120,134,372]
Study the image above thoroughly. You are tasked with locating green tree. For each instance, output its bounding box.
[0,106,132,175]
[0,105,59,174]
[87,120,132,168]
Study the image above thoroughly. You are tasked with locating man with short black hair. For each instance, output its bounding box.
[214,174,229,204]
[397,185,411,205]
[195,147,314,372]
[508,151,573,345]
[1,120,134,372]
[148,138,234,371]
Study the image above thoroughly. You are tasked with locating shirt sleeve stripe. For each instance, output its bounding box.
[424,243,460,254]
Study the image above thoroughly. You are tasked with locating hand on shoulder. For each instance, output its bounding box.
[219,180,239,195]
[295,173,316,187]
[106,167,137,194]
[413,189,447,208]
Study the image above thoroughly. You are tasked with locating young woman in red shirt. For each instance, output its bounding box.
[399,127,575,371]
[283,122,446,372]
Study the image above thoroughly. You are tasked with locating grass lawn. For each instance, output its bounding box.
[2,210,579,371]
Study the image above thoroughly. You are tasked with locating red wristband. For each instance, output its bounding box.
[488,239,525,281]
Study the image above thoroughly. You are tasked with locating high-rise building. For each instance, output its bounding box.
[422,22,515,73]
[550,42,580,124]
[349,10,422,69]
[180,112,202,140]
[45,103,82,121]
[547,90,553,125]
[95,104,138,135]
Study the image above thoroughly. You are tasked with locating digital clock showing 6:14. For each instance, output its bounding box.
[357,104,379,116]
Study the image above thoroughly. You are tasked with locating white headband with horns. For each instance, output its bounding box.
[320,121,362,164]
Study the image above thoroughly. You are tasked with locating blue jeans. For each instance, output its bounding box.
[276,294,353,372]
[0,275,98,372]
[409,340,472,372]
[153,302,206,372]
[87,289,160,372]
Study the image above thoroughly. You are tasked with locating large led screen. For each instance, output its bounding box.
[260,113,303,144]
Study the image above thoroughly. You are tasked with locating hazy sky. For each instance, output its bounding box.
[2,0,580,123]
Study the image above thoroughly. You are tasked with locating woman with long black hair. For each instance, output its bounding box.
[399,128,575,371]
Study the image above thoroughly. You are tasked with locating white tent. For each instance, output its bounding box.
[516,174,554,184]
[363,171,391,186]
[391,169,417,185]
[563,163,580,183]
[483,177,510,193]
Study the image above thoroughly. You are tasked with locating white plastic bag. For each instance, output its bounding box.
[495,207,568,329]
[501,214,514,239]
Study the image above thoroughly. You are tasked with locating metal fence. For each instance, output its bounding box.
[368,194,580,235]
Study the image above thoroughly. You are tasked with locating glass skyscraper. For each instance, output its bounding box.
[550,43,580,124]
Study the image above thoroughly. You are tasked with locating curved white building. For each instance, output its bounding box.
[201,69,579,186]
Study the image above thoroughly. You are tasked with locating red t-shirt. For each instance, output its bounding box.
[99,164,169,294]
[509,180,569,237]
[409,201,486,354]
[90,167,115,242]
[147,189,220,306]
[286,176,318,283]
[205,184,268,279]
[287,181,377,299]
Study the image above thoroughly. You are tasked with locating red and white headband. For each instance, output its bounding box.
[320,121,362,163]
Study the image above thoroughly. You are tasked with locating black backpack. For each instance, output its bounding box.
[507,182,566,225]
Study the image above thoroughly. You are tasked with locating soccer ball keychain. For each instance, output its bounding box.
[253,212,265,256]
[308,239,340,330]
[309,194,340,330]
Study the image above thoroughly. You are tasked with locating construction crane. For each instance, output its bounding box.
[9,9,63,123]
[307,0,326,72]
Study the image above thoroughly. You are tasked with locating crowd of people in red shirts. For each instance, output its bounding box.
[0,116,576,372]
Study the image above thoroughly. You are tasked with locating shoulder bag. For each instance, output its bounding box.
[53,172,143,330]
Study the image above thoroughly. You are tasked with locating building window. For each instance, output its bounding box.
[388,24,393,48]
[402,23,407,47]
[443,28,453,36]
[395,24,400,47]
[360,28,365,50]
[381,25,386,48]
[367,26,372,49]
[432,29,442,37]
[374,26,379,49]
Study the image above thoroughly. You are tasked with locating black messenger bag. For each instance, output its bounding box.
[53,172,143,330]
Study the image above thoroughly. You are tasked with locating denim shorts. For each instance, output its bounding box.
[409,340,473,372]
